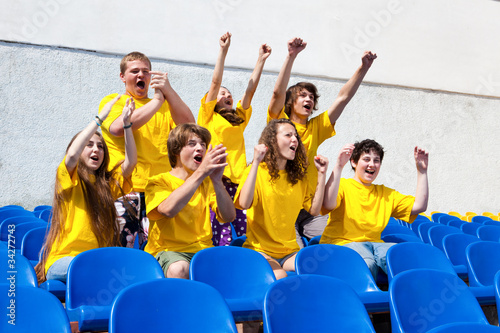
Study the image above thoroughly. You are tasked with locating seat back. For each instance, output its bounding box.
[382,224,416,237]
[0,285,71,332]
[0,216,46,241]
[109,279,237,333]
[448,220,466,229]
[66,247,164,310]
[11,221,48,249]
[263,275,375,333]
[33,205,52,212]
[295,244,380,293]
[21,226,48,262]
[37,209,52,222]
[0,250,37,287]
[386,242,456,282]
[0,209,34,225]
[466,241,500,287]
[410,216,430,234]
[472,215,493,224]
[476,225,500,242]
[428,225,463,252]
[389,269,488,333]
[189,246,276,300]
[418,222,437,243]
[442,233,481,267]
[438,215,461,225]
[461,222,482,236]
[431,212,448,223]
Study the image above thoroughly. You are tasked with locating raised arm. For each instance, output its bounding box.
[108,89,165,136]
[156,144,228,218]
[268,38,307,118]
[327,51,377,125]
[240,43,272,109]
[309,155,329,216]
[121,98,137,178]
[411,147,429,214]
[209,148,236,222]
[66,95,122,174]
[323,144,355,212]
[237,144,267,209]
[150,71,195,125]
[206,32,231,104]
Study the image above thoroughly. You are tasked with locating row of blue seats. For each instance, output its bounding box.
[5,244,500,332]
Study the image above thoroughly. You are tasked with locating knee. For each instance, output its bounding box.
[273,268,288,280]
[166,261,190,279]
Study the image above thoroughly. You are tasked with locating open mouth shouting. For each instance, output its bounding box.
[194,154,203,164]
[137,80,146,90]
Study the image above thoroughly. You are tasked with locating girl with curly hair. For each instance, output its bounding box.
[235,119,328,279]
[35,95,137,283]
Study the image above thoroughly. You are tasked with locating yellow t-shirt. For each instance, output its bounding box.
[45,158,132,273]
[197,95,252,184]
[99,93,175,192]
[144,173,223,256]
[267,107,335,189]
[235,164,313,258]
[320,178,416,245]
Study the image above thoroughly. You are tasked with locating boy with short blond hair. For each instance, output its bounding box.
[99,51,195,248]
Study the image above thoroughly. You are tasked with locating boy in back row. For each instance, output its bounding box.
[99,52,195,248]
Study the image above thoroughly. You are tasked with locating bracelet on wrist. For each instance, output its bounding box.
[94,118,101,127]
[123,123,133,129]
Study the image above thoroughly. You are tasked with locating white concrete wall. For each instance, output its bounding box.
[0,0,499,214]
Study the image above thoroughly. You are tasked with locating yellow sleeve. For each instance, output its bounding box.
[391,190,416,222]
[57,157,79,192]
[197,94,217,126]
[144,174,172,221]
[266,106,288,123]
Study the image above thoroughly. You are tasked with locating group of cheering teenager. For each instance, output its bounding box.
[34,33,429,284]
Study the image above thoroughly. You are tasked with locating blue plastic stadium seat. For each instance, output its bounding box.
[263,275,376,333]
[65,247,164,332]
[389,269,490,333]
[109,279,238,333]
[190,246,276,322]
[295,244,389,313]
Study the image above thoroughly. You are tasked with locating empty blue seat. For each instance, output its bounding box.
[476,225,500,242]
[295,244,389,313]
[448,219,466,229]
[0,216,46,242]
[264,275,376,333]
[418,222,436,243]
[0,285,71,332]
[461,222,482,236]
[438,214,461,225]
[472,215,494,224]
[21,226,47,265]
[386,242,495,305]
[33,205,52,212]
[390,269,490,333]
[190,246,276,321]
[442,233,481,272]
[66,247,164,331]
[428,225,463,252]
[431,212,448,223]
[466,241,500,287]
[109,279,238,333]
[381,224,416,237]
[0,250,37,287]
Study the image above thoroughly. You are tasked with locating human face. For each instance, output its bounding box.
[82,134,105,170]
[276,123,299,169]
[351,150,382,185]
[177,134,207,172]
[120,60,151,99]
[291,89,315,124]
[216,87,233,110]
